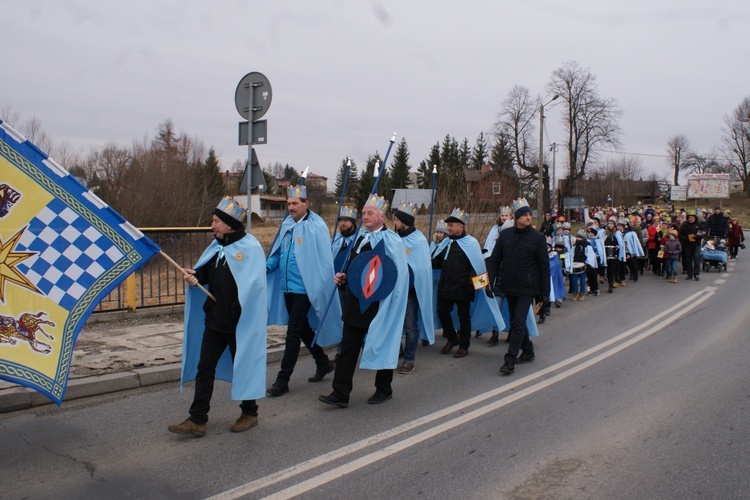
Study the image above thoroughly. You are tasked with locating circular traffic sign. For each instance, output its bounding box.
[234,72,272,120]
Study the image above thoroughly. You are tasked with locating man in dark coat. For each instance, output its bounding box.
[678,209,705,281]
[486,198,550,375]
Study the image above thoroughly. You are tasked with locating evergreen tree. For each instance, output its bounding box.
[334,157,359,201]
[471,132,488,170]
[356,153,386,208]
[490,133,515,172]
[283,163,300,185]
[458,138,471,170]
[416,160,431,189]
[196,147,226,225]
[389,137,412,190]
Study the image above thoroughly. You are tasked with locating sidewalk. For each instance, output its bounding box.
[0,309,302,413]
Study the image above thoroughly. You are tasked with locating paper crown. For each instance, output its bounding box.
[365,194,389,213]
[338,205,358,220]
[215,196,247,224]
[511,197,530,213]
[499,206,512,215]
[435,220,449,234]
[562,222,571,229]
[397,202,418,217]
[445,208,467,224]
[287,185,307,199]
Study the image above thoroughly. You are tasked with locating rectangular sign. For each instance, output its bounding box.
[670,185,687,201]
[238,120,267,146]
[687,174,730,199]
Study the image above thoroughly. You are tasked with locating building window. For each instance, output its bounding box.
[492,182,501,195]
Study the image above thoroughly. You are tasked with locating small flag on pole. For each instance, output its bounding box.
[0,119,160,405]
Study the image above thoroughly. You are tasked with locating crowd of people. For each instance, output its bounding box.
[167,190,743,437]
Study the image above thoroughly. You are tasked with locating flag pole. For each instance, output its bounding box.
[313,133,397,345]
[427,164,437,238]
[331,158,352,242]
[159,251,216,302]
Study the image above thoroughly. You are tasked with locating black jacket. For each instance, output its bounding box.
[678,219,705,248]
[486,224,550,298]
[706,213,728,238]
[195,230,245,334]
[431,233,475,302]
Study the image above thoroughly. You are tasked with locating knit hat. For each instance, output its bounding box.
[512,198,532,219]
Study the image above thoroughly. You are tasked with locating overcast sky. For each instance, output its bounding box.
[3,1,749,189]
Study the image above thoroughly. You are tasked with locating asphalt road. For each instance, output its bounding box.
[2,257,748,499]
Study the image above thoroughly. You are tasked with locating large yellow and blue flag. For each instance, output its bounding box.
[0,119,159,405]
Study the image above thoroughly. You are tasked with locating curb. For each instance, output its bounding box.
[0,345,327,414]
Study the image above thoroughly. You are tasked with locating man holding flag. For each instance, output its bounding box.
[266,185,340,397]
[170,197,267,437]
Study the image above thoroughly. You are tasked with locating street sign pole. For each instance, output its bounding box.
[246,81,254,229]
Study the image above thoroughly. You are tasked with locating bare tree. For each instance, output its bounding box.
[547,61,622,201]
[494,85,538,186]
[721,96,750,194]
[682,150,723,175]
[666,134,691,186]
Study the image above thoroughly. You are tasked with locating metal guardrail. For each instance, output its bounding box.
[94,228,214,313]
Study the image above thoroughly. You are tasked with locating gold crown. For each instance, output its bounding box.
[436,219,449,234]
[397,202,418,217]
[338,205,358,220]
[447,208,467,224]
[287,185,307,199]
[365,194,389,213]
[216,197,247,224]
[499,206,512,215]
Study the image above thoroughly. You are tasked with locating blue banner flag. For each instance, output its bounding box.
[0,119,160,405]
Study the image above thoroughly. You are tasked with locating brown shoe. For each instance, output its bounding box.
[168,418,206,437]
[229,413,258,433]
[440,340,456,354]
[453,348,469,358]
[578,293,585,301]
[612,282,619,288]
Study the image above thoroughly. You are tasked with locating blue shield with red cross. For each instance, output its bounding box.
[347,239,398,313]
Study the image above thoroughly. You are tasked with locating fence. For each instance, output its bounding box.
[94,228,213,313]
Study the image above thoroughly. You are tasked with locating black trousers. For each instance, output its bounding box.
[586,266,599,292]
[504,295,534,365]
[436,297,472,349]
[684,245,701,278]
[606,259,618,286]
[189,327,257,424]
[276,293,331,384]
[331,323,393,401]
[626,257,639,281]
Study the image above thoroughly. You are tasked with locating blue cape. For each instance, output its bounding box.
[401,230,435,344]
[483,224,501,256]
[548,251,566,302]
[433,235,506,334]
[331,232,357,273]
[615,231,626,261]
[357,229,410,370]
[624,230,645,257]
[430,238,451,327]
[181,234,267,400]
[588,236,607,267]
[266,211,343,347]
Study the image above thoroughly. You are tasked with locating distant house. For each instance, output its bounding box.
[463,165,518,208]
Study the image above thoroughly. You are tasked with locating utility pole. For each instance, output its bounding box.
[551,142,558,211]
[536,95,559,225]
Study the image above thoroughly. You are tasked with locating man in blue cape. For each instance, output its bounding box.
[170,197,267,437]
[266,185,341,397]
[432,208,505,358]
[319,195,408,408]
[331,206,359,315]
[392,202,434,374]
[483,206,512,346]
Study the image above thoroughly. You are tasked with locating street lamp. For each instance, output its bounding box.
[537,95,559,225]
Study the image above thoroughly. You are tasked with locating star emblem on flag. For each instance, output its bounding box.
[0,227,41,302]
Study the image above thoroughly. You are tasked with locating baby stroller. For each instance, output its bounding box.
[701,238,728,273]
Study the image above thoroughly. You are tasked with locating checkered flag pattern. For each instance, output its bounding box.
[16,198,124,311]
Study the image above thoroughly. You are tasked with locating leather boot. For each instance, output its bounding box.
[168,418,206,437]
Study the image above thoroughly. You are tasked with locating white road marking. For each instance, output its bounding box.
[714,279,727,284]
[206,289,714,500]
